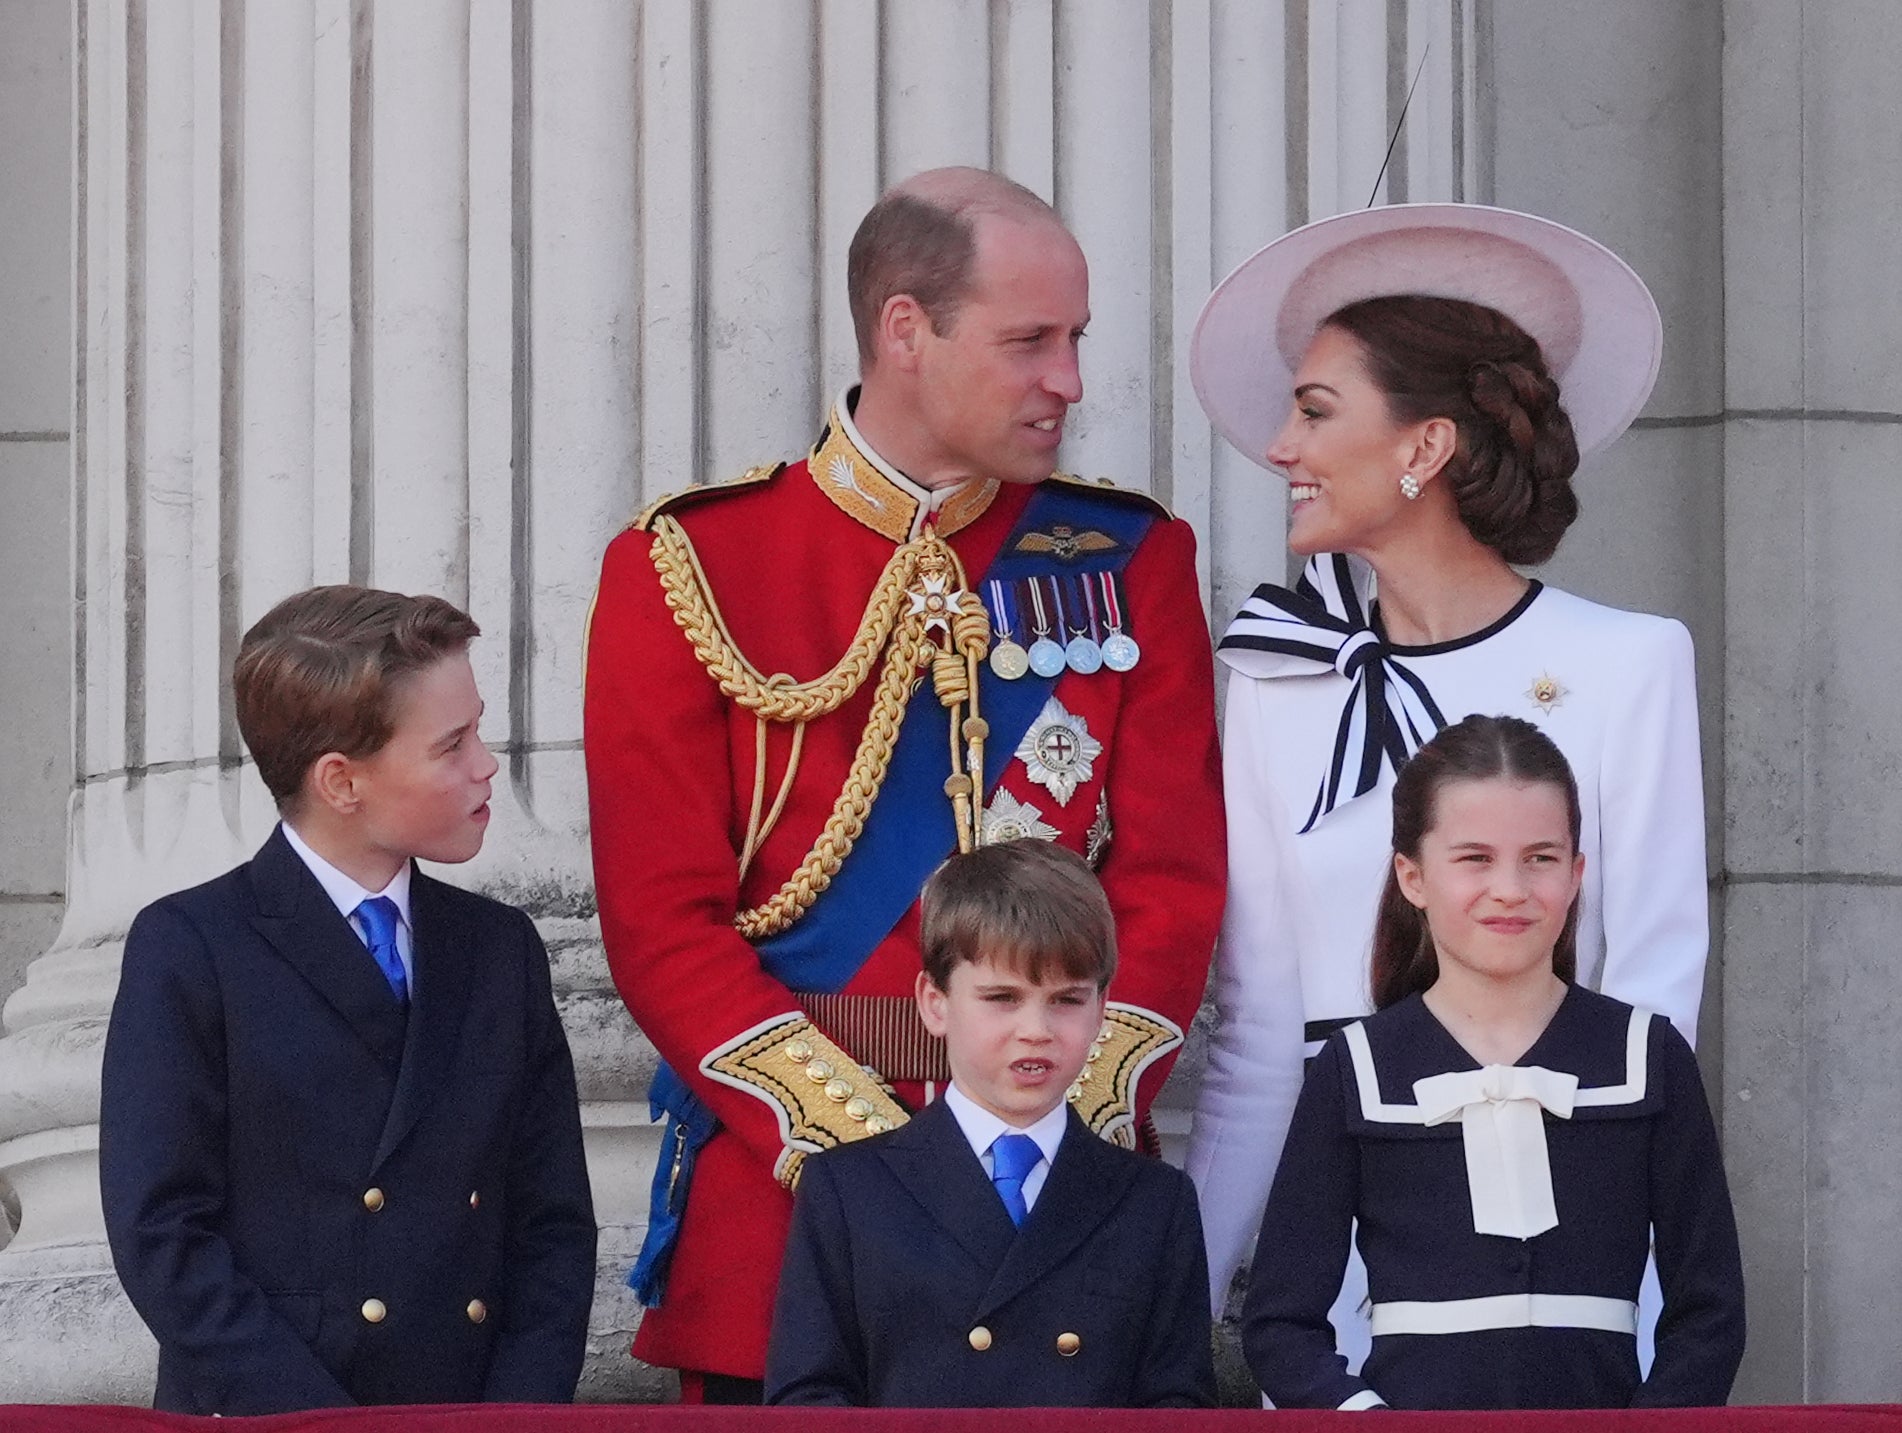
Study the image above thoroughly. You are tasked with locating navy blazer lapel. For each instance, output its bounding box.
[877,1099,1018,1274]
[245,827,407,1067]
[974,1110,1135,1320]
[373,869,475,1170]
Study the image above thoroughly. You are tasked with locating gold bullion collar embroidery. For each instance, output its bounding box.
[1065,1003,1184,1149]
[810,389,999,543]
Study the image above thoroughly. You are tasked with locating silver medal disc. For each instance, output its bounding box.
[989,639,1031,681]
[1027,638,1068,679]
[1065,635,1103,675]
[1101,631,1141,672]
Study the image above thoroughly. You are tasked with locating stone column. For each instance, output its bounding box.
[0,0,1471,1403]
[1721,0,1902,1403]
[0,0,76,1040]
[0,0,660,1402]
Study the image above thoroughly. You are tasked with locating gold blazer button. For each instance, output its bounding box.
[469,1190,481,1209]
[1056,1332,1082,1357]
[360,1299,386,1324]
[467,1299,488,1324]
[967,1326,993,1352]
[362,1188,385,1212]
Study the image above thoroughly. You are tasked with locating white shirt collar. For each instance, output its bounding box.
[942,1080,1071,1169]
[837,386,973,541]
[280,820,413,931]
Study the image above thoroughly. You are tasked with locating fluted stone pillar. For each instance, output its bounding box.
[1718,0,1902,1403]
[0,0,1473,1403]
[0,0,661,1402]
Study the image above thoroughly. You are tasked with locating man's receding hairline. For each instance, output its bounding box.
[847,167,1071,365]
[883,165,1058,227]
[890,164,1057,206]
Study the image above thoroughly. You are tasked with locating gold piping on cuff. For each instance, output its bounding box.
[701,1015,911,1190]
[1065,1002,1184,1149]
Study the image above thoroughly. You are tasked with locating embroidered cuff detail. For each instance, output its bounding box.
[701,1014,910,1190]
[1065,1002,1184,1148]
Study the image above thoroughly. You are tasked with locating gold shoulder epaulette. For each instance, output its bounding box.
[701,1014,911,1191]
[630,462,783,532]
[1045,470,1174,520]
[1066,1002,1184,1149]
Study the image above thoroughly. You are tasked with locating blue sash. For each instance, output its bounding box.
[630,482,1157,1305]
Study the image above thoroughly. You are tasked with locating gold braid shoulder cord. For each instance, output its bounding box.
[646,513,992,939]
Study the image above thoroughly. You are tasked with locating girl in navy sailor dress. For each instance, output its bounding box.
[1242,716,1744,1410]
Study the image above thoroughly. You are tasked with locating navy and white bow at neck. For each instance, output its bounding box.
[1218,553,1448,834]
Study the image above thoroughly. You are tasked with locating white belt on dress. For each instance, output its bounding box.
[1370,1292,1638,1337]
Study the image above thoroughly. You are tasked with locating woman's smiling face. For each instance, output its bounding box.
[1264,324,1433,557]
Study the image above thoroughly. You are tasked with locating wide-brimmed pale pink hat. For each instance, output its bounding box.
[1190,202,1663,467]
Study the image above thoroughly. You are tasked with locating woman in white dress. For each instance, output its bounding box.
[1184,205,1709,1349]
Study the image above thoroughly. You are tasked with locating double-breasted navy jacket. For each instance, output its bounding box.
[100,827,597,1414]
[766,1097,1215,1408]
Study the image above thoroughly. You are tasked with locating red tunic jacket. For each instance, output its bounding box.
[584,409,1224,1378]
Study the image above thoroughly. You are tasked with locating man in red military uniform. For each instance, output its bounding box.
[584,167,1224,1402]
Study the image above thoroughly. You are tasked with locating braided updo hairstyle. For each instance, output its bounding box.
[1325,295,1582,565]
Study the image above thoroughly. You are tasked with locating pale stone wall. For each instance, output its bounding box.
[0,0,75,1158]
[1716,1,1902,1404]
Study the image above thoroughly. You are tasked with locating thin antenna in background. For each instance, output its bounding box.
[1368,44,1433,208]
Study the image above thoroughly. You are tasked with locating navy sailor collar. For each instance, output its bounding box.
[1339,986,1657,1127]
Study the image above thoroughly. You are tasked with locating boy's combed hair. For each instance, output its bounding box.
[1370,713,1583,1010]
[920,840,1116,991]
[234,584,480,810]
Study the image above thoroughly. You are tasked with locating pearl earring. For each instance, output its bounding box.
[1399,472,1422,501]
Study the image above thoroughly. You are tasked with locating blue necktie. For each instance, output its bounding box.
[354,896,409,1007]
[990,1133,1042,1228]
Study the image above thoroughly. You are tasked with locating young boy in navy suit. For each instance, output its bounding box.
[764,840,1215,1407]
[100,586,597,1414]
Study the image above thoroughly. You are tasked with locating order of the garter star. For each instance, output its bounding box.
[1015,695,1102,806]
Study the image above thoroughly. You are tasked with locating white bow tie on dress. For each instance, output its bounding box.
[1412,1064,1580,1240]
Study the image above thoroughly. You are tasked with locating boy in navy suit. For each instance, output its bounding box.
[764,840,1215,1407]
[100,586,597,1414]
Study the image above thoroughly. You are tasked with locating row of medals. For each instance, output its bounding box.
[985,574,1141,681]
